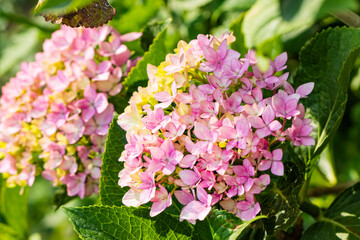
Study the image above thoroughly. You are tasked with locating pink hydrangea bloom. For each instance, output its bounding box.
[117,33,314,224]
[0,26,141,197]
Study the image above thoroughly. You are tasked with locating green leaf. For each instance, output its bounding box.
[34,0,95,15]
[313,144,337,186]
[242,0,324,48]
[0,28,41,79]
[257,146,305,234]
[205,209,243,240]
[302,182,360,240]
[236,226,266,240]
[140,19,172,53]
[63,205,194,240]
[124,20,169,90]
[229,13,247,55]
[99,116,128,206]
[192,218,213,240]
[53,185,75,209]
[206,209,266,240]
[0,178,29,240]
[229,215,267,240]
[317,0,359,17]
[0,223,20,240]
[109,0,162,34]
[293,27,360,166]
[242,0,358,48]
[256,36,283,60]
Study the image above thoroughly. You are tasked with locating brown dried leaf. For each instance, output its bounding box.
[42,0,116,28]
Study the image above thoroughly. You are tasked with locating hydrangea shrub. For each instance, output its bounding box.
[0,25,141,198]
[117,33,315,224]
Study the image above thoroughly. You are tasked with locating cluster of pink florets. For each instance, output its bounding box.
[0,25,141,198]
[117,33,315,224]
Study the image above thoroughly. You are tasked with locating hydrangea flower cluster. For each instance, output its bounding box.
[117,33,315,224]
[0,25,141,198]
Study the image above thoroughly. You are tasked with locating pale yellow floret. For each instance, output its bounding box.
[29,120,42,138]
[0,141,6,149]
[62,87,78,103]
[43,61,65,75]
[66,145,76,155]
[7,144,20,156]
[212,32,236,50]
[18,123,40,150]
[130,171,143,188]
[177,103,190,116]
[49,92,65,104]
[56,132,68,145]
[56,168,67,178]
[219,141,227,148]
[6,176,27,188]
[177,40,191,53]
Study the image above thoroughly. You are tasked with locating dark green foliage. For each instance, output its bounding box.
[99,117,128,206]
[293,27,360,166]
[303,182,360,239]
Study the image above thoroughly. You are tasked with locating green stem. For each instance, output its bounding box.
[299,200,321,220]
[330,10,360,28]
[299,172,311,204]
[307,181,358,197]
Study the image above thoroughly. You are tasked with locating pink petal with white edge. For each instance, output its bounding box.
[179,155,197,168]
[94,104,114,125]
[179,169,200,186]
[81,104,96,123]
[239,202,261,221]
[259,174,271,185]
[94,93,109,113]
[274,52,287,71]
[169,150,183,165]
[271,161,284,176]
[194,122,211,141]
[301,137,315,146]
[120,32,142,42]
[296,82,314,98]
[93,72,110,81]
[196,185,209,204]
[150,201,168,217]
[262,106,275,124]
[255,127,271,138]
[109,83,122,96]
[174,190,194,205]
[248,116,265,129]
[268,120,282,131]
[180,201,211,223]
[123,189,142,207]
[154,91,171,102]
[257,160,272,171]
[84,85,97,100]
[272,149,283,161]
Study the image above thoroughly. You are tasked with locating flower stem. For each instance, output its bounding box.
[299,200,321,219]
[307,181,358,197]
[281,118,286,132]
[330,10,360,28]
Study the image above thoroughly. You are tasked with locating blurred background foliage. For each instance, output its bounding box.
[0,0,359,239]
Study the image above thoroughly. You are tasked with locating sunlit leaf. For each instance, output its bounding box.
[303,182,360,240]
[63,205,194,239]
[293,27,360,167]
